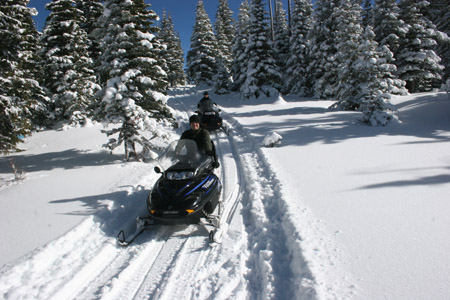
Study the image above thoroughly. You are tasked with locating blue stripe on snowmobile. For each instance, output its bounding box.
[184,175,212,197]
[205,179,218,195]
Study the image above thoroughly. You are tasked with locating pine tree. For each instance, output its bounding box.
[397,0,444,92]
[332,21,399,126]
[75,0,103,64]
[308,0,340,99]
[426,0,450,83]
[362,0,373,27]
[40,0,99,125]
[356,27,399,126]
[231,0,251,91]
[373,0,407,54]
[272,0,290,90]
[187,0,220,86]
[372,0,409,95]
[240,0,282,99]
[0,0,49,152]
[214,0,235,71]
[285,0,313,96]
[159,11,186,87]
[214,59,233,94]
[95,0,174,160]
[376,43,408,95]
[332,0,365,110]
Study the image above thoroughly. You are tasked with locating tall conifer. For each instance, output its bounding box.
[272,0,290,89]
[0,0,49,152]
[187,0,220,86]
[40,0,99,125]
[214,0,235,71]
[231,0,251,91]
[308,0,340,99]
[76,0,103,64]
[397,0,444,92]
[95,0,174,160]
[285,0,313,96]
[240,0,282,99]
[160,11,186,87]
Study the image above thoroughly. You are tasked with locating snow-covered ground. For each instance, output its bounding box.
[0,88,449,300]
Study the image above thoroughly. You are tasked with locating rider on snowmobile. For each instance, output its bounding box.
[178,114,219,168]
[197,91,219,115]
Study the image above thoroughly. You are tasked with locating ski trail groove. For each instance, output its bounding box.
[228,117,317,299]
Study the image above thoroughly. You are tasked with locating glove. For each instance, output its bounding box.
[213,161,220,169]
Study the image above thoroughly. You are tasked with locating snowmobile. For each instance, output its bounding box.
[117,139,222,246]
[197,102,229,135]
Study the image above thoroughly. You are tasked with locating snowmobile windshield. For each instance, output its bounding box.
[158,140,210,172]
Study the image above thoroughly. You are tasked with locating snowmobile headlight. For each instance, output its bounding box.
[166,171,194,180]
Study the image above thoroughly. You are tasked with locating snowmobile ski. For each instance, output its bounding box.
[117,217,154,247]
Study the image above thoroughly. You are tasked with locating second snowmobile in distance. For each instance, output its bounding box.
[197,101,229,135]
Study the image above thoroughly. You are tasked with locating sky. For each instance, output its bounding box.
[1,87,449,299]
[30,0,291,60]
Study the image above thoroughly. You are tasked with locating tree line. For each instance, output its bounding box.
[1,0,449,155]
[1,0,184,157]
[188,0,448,125]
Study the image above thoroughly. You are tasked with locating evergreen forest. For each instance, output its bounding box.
[1,0,449,155]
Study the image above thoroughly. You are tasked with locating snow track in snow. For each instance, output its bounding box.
[225,116,317,300]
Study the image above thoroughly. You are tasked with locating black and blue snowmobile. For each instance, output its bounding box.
[117,139,222,246]
[197,101,229,135]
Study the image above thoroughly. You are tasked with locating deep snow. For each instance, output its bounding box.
[0,88,449,300]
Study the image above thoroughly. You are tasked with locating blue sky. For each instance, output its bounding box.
[30,0,290,59]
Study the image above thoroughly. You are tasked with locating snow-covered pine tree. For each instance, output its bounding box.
[0,0,50,152]
[373,0,407,55]
[187,0,220,86]
[372,0,408,95]
[159,11,186,87]
[214,58,233,94]
[94,0,174,160]
[332,0,365,110]
[40,0,99,126]
[362,0,373,27]
[357,27,399,126]
[426,0,450,83]
[376,43,408,95]
[272,0,290,91]
[214,0,235,72]
[212,0,235,94]
[308,0,340,99]
[240,0,282,99]
[231,0,251,91]
[75,0,103,64]
[96,0,170,113]
[397,0,444,92]
[285,0,313,96]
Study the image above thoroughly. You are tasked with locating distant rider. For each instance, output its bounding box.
[197,91,218,115]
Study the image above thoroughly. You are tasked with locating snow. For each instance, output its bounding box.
[1,88,450,300]
[262,132,282,147]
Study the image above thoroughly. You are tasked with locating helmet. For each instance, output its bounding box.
[203,91,209,96]
[189,114,201,123]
